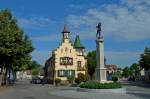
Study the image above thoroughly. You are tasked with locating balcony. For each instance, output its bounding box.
[77,67,85,71]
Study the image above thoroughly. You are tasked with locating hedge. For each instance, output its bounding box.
[80,81,122,89]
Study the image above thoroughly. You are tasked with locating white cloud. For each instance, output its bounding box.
[32,34,60,42]
[67,0,150,41]
[18,16,56,28]
[105,51,141,67]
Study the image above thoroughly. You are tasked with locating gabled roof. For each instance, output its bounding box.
[74,35,84,48]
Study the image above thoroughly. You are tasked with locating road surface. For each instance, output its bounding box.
[0,80,149,99]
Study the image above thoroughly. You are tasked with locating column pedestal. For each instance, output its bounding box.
[96,68,107,82]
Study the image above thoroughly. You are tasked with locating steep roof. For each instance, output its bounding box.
[62,24,70,33]
[74,35,84,48]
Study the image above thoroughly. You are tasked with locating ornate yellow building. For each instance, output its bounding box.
[45,24,87,81]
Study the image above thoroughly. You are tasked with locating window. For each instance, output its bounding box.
[64,33,68,39]
[68,70,72,76]
[70,49,71,53]
[77,61,82,67]
[59,70,64,76]
[58,70,75,77]
[65,47,68,52]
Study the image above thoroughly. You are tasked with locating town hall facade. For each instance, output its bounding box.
[44,24,87,81]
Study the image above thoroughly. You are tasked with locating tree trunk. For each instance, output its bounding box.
[1,66,5,85]
[3,67,7,85]
[0,75,1,86]
[8,67,11,85]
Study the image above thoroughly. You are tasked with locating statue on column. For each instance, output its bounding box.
[96,22,102,39]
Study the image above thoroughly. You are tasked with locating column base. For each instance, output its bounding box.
[95,68,107,82]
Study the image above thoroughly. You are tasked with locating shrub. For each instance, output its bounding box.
[75,78,82,84]
[112,76,118,82]
[60,80,69,86]
[78,73,86,81]
[67,76,74,84]
[55,78,61,86]
[75,73,90,84]
[47,78,53,84]
[74,73,86,84]
[80,81,122,89]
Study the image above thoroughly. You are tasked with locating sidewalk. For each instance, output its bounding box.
[0,85,14,92]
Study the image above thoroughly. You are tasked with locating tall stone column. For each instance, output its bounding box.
[94,22,107,82]
[95,37,107,82]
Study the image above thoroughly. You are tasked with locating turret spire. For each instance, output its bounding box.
[62,24,70,33]
[74,35,84,48]
[62,24,70,41]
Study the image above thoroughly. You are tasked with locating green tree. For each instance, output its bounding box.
[87,51,96,79]
[112,71,122,78]
[139,47,150,70]
[0,9,33,85]
[130,63,139,76]
[87,50,106,79]
[28,60,41,70]
[29,61,41,76]
[122,67,132,78]
[32,68,40,76]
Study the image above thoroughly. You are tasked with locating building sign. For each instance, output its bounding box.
[60,57,73,65]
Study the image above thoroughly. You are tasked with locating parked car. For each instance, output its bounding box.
[30,77,42,84]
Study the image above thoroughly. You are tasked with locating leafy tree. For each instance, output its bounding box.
[122,67,132,78]
[32,68,40,76]
[112,71,122,78]
[28,60,41,70]
[139,47,150,70]
[130,63,139,76]
[0,9,33,85]
[87,50,107,79]
[87,51,96,79]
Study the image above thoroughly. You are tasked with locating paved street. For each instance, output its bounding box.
[0,80,77,99]
[0,80,150,99]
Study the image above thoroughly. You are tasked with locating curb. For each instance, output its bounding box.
[77,87,126,94]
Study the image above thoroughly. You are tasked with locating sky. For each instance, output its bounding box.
[0,0,150,68]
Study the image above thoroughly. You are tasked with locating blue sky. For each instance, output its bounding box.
[0,0,150,68]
